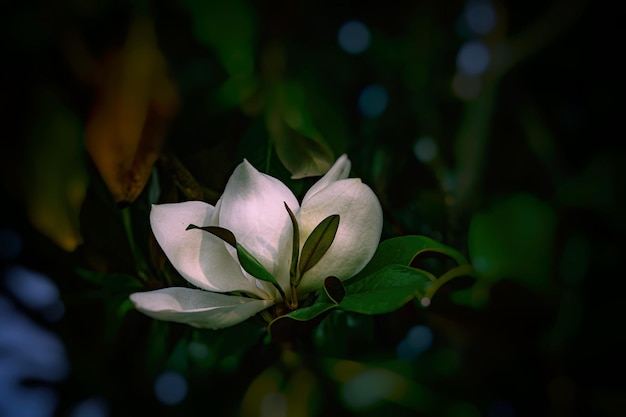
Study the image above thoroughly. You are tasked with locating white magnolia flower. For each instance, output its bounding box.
[130,154,382,329]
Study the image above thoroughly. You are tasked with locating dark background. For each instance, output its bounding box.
[1,1,622,416]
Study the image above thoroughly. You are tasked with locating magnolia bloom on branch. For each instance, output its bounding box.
[130,154,383,329]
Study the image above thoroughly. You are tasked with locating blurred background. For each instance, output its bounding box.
[0,0,622,416]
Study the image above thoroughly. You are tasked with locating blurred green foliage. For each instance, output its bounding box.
[1,0,623,416]
[469,193,556,293]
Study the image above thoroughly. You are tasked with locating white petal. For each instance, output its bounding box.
[150,202,266,297]
[297,178,383,295]
[212,198,281,299]
[302,154,351,201]
[217,160,298,291]
[130,288,274,329]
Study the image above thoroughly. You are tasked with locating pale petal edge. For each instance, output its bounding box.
[302,154,351,201]
[130,287,275,330]
[150,202,266,297]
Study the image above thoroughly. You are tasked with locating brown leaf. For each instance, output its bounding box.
[84,17,179,203]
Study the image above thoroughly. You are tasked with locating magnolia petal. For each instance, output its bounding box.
[130,287,274,329]
[212,197,282,300]
[297,178,383,295]
[217,160,298,291]
[150,202,266,297]
[302,154,351,201]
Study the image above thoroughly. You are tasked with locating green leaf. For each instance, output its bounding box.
[341,265,432,315]
[266,302,338,345]
[276,299,338,323]
[235,243,279,286]
[265,81,335,179]
[187,224,236,247]
[267,277,344,342]
[272,278,343,325]
[468,193,556,292]
[76,268,144,342]
[235,117,307,194]
[297,73,350,156]
[165,338,190,374]
[183,0,256,76]
[313,310,376,358]
[422,264,478,306]
[267,293,339,344]
[214,72,258,110]
[284,202,300,284]
[187,224,279,287]
[348,235,468,284]
[23,88,87,251]
[299,214,340,277]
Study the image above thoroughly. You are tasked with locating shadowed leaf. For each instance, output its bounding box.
[22,88,87,251]
[299,214,340,277]
[323,276,345,304]
[268,285,341,344]
[266,81,335,179]
[187,225,279,287]
[341,265,432,315]
[347,235,469,285]
[284,202,300,284]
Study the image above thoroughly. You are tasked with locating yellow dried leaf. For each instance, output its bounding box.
[85,17,178,203]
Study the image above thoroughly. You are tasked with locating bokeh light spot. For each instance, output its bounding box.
[358,85,388,117]
[472,256,491,273]
[413,136,438,162]
[397,325,433,360]
[0,229,22,260]
[338,20,371,54]
[442,172,458,194]
[1,294,69,417]
[396,339,414,361]
[187,341,210,360]
[457,40,490,76]
[343,368,400,409]
[0,384,59,417]
[407,325,433,351]
[3,266,63,320]
[345,313,360,328]
[69,396,110,417]
[465,0,496,35]
[154,371,187,405]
